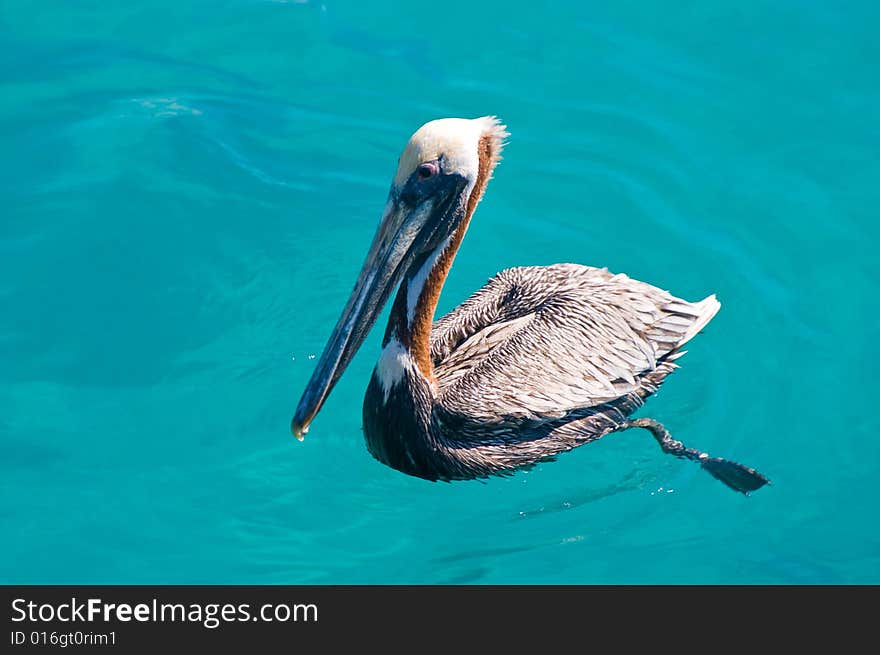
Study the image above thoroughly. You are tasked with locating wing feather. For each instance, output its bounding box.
[431,264,719,421]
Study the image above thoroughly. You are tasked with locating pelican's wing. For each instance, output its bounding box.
[433,264,720,420]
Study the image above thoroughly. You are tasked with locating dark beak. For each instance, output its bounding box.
[290,182,464,439]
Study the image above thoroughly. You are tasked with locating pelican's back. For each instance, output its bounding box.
[431,264,720,421]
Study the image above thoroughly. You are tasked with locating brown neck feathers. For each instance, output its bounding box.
[407,133,498,383]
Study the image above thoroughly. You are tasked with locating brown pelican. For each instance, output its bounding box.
[291,117,768,494]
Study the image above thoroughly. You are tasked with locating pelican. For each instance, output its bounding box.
[291,117,768,494]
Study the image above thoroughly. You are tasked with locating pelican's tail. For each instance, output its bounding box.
[667,294,722,348]
[684,294,721,344]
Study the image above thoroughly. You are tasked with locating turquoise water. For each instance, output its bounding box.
[2,1,878,584]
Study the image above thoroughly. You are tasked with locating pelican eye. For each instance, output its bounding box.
[416,161,439,181]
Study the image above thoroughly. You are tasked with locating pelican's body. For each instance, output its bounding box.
[292,117,767,493]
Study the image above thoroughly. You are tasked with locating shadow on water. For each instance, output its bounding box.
[431,544,539,565]
[513,469,653,520]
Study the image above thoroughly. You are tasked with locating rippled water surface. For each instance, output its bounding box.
[2,1,878,583]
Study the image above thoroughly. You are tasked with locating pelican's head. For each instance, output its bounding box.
[392,116,507,200]
[292,116,508,439]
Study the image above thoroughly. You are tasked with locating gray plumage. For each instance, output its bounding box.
[366,263,721,481]
[432,263,719,419]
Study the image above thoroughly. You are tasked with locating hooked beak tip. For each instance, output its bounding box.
[291,418,308,441]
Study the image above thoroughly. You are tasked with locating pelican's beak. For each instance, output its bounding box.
[291,178,467,439]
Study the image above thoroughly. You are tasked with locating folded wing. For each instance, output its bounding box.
[431,264,720,420]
